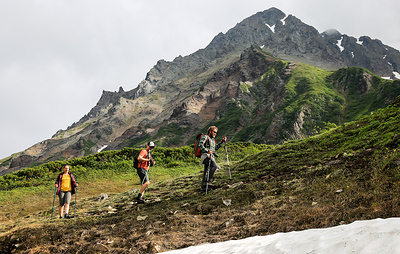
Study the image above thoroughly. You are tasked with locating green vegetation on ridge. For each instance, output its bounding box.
[213,61,400,144]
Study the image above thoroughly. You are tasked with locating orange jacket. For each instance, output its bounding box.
[138,149,151,170]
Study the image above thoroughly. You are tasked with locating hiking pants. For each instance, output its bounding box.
[202,156,217,187]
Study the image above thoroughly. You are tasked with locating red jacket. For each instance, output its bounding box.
[55,172,77,195]
[138,149,152,170]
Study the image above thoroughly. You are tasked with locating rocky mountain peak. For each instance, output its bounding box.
[3,7,400,174]
[322,29,341,37]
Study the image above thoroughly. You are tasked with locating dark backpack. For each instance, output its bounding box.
[133,155,139,169]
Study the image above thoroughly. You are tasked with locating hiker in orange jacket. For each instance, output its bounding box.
[55,165,78,219]
[135,142,155,203]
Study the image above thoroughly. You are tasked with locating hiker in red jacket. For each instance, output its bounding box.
[55,165,78,219]
[135,142,155,203]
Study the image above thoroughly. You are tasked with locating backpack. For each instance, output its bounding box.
[194,133,210,158]
[194,133,203,158]
[133,155,140,169]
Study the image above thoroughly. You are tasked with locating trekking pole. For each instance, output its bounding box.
[51,187,57,219]
[74,186,77,218]
[205,155,211,195]
[141,170,148,185]
[225,143,232,179]
[136,170,148,196]
[147,166,154,191]
[149,165,155,180]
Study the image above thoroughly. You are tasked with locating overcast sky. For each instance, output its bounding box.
[1,0,399,159]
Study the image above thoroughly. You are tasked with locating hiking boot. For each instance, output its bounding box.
[207,183,217,189]
[135,196,145,204]
[64,213,71,219]
[201,184,216,192]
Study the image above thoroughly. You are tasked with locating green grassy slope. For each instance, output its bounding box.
[1,97,400,253]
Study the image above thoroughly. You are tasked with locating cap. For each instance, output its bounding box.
[148,141,155,148]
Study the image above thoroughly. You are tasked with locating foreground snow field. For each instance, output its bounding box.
[164,218,400,253]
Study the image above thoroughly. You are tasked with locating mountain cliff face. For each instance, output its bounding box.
[3,7,400,174]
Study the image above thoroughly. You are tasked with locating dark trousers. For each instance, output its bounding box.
[202,157,217,187]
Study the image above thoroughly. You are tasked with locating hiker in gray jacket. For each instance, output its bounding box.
[199,126,227,191]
